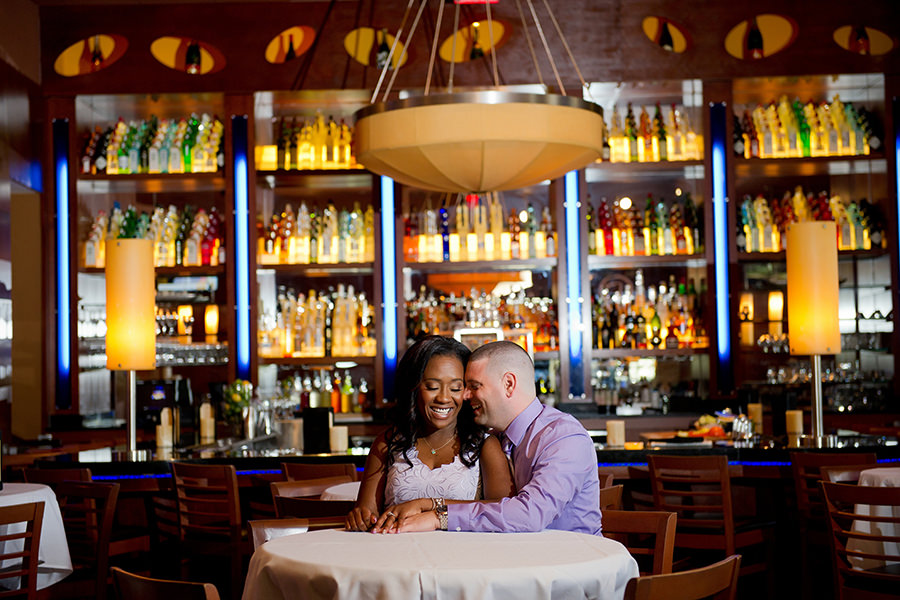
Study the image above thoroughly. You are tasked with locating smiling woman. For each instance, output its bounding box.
[345,335,515,532]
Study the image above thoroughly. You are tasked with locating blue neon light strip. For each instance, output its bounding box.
[564,172,583,372]
[710,104,731,366]
[232,117,251,379]
[53,120,71,405]
[895,101,900,290]
[381,176,398,365]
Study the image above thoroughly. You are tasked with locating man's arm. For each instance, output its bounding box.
[448,428,595,532]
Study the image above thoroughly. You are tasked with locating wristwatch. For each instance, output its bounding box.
[435,504,448,530]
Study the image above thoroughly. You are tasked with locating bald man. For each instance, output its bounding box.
[393,340,603,535]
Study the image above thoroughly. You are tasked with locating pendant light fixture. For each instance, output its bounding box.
[354,0,604,194]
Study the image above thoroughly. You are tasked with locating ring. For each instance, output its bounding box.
[387,512,396,517]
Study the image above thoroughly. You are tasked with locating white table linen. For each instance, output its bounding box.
[243,528,639,600]
[848,466,900,570]
[0,483,73,589]
[320,481,360,502]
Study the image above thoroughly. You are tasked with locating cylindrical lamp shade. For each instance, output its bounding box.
[786,222,841,355]
[106,239,156,370]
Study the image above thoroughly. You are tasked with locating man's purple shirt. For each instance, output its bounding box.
[448,399,603,535]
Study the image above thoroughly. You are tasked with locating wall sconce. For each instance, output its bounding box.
[106,238,156,458]
[767,290,784,336]
[205,305,219,341]
[786,222,841,447]
[641,17,691,53]
[724,14,797,60]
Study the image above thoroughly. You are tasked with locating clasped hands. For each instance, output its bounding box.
[345,498,439,533]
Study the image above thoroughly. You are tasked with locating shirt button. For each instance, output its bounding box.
[455,527,461,532]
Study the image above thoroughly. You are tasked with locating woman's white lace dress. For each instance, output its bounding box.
[384,446,480,505]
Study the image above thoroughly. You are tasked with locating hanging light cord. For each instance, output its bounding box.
[485,1,500,88]
[423,0,446,96]
[371,0,415,103]
[380,0,429,103]
[514,0,544,90]
[448,3,461,93]
[539,0,591,97]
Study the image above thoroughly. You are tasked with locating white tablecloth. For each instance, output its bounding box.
[320,481,360,502]
[243,528,639,600]
[848,466,900,570]
[0,483,73,589]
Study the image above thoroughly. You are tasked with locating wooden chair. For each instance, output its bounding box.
[146,478,181,579]
[24,467,151,565]
[597,469,615,489]
[623,554,741,600]
[0,501,44,599]
[625,465,654,511]
[821,481,900,600]
[647,455,773,585]
[269,475,353,500]
[599,484,624,511]
[273,496,355,521]
[281,461,358,482]
[602,510,676,575]
[170,462,245,600]
[22,467,92,485]
[111,566,220,600]
[43,481,119,600]
[820,463,881,484]
[790,451,878,599]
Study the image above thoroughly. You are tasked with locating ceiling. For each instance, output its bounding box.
[36,1,900,97]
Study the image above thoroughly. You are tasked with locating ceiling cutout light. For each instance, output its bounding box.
[724,14,797,60]
[439,19,508,63]
[344,27,409,69]
[265,26,317,64]
[833,25,896,56]
[150,36,226,75]
[641,17,690,53]
[354,0,604,194]
[53,34,128,77]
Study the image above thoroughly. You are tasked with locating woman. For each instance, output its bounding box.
[346,335,514,531]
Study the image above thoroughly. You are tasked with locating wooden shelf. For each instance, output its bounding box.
[403,258,557,273]
[81,265,225,276]
[77,172,225,193]
[592,347,707,359]
[257,169,374,190]
[259,355,376,367]
[588,254,706,270]
[736,248,888,263]
[256,263,374,276]
[586,159,704,182]
[734,153,886,179]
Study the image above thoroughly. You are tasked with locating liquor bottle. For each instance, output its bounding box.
[469,22,485,60]
[639,106,653,162]
[330,371,341,413]
[185,40,202,74]
[524,202,537,259]
[508,209,520,259]
[609,105,624,162]
[357,377,370,413]
[363,204,375,262]
[746,17,764,59]
[683,192,702,254]
[644,195,658,255]
[285,35,296,61]
[625,104,639,162]
[375,28,391,70]
[653,103,668,162]
[600,107,611,161]
[658,21,675,51]
[741,110,758,159]
[849,25,870,55]
[340,371,354,413]
[540,206,556,257]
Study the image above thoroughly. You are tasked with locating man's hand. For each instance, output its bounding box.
[345,506,377,531]
[393,510,440,533]
[371,498,432,532]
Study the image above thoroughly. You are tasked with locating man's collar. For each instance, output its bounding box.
[502,398,542,448]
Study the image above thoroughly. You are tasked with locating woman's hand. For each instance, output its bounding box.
[371,498,433,533]
[345,506,378,531]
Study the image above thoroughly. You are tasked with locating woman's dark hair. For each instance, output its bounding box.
[384,335,484,469]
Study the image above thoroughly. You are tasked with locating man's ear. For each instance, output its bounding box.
[502,371,516,398]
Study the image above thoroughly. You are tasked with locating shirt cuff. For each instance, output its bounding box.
[446,503,466,532]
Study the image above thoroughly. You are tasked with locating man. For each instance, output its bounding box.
[388,340,603,535]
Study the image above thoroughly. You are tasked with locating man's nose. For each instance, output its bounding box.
[463,387,473,401]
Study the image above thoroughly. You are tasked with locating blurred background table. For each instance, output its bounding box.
[320,481,360,502]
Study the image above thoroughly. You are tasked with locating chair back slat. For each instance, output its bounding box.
[602,510,676,575]
[624,554,741,600]
[270,475,353,500]
[821,480,900,596]
[599,484,624,511]
[171,462,242,543]
[22,468,92,486]
[281,462,358,482]
[0,501,44,600]
[790,452,877,521]
[111,566,220,600]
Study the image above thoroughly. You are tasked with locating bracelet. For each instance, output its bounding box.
[433,497,445,511]
[435,506,448,530]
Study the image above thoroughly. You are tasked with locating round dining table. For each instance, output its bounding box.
[242,528,639,600]
[0,483,73,589]
[320,481,360,502]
